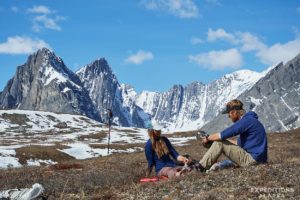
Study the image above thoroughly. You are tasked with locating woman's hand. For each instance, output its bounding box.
[183,157,189,164]
[177,155,190,164]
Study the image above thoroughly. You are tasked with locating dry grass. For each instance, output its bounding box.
[90,143,145,150]
[77,131,107,141]
[168,130,199,138]
[15,144,74,165]
[1,113,29,125]
[1,128,300,199]
[115,128,139,133]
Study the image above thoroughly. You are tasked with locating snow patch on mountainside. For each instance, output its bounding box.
[136,91,161,117]
[136,68,271,132]
[0,110,194,168]
[0,109,99,134]
[120,84,137,109]
[43,66,69,86]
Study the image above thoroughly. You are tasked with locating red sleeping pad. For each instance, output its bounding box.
[139,176,168,183]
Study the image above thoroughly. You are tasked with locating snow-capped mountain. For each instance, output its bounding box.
[202,54,300,132]
[76,59,151,128]
[135,69,269,131]
[1,48,299,132]
[0,48,100,121]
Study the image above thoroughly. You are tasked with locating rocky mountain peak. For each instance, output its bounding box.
[76,58,113,78]
[0,48,100,121]
[34,48,64,70]
[22,48,81,87]
[202,53,300,133]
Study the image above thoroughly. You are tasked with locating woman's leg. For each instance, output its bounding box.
[157,166,182,178]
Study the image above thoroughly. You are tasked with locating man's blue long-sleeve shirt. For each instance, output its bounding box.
[145,137,179,174]
[220,111,268,163]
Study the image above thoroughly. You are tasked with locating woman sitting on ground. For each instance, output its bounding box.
[145,128,189,178]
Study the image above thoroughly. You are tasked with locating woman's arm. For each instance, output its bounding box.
[145,141,155,175]
[163,137,179,159]
[164,137,189,163]
[177,155,189,163]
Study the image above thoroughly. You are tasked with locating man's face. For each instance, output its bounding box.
[228,110,240,123]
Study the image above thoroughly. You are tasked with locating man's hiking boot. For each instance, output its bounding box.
[179,163,192,175]
[187,159,205,172]
[194,163,206,172]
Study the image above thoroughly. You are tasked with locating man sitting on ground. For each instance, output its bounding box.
[196,99,268,172]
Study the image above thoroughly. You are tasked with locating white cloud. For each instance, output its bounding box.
[27,5,52,14]
[141,0,199,18]
[256,39,300,65]
[0,36,51,55]
[205,28,300,65]
[297,6,300,14]
[190,37,203,45]
[237,31,300,65]
[125,50,154,64]
[11,6,19,13]
[207,28,238,44]
[32,15,65,32]
[27,5,66,32]
[189,48,243,70]
[237,32,266,52]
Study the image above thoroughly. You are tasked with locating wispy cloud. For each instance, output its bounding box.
[205,0,221,6]
[32,15,66,32]
[189,48,243,70]
[237,32,265,52]
[190,37,203,45]
[237,31,300,65]
[125,50,154,64]
[256,39,300,65]
[141,0,199,19]
[27,5,66,32]
[292,26,300,39]
[200,28,300,66]
[297,6,300,14]
[11,6,19,13]
[0,36,51,55]
[207,28,238,44]
[27,5,52,14]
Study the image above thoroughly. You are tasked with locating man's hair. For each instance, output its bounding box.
[148,129,169,159]
[226,99,245,116]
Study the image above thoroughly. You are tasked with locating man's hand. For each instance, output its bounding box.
[202,133,224,148]
[202,136,209,145]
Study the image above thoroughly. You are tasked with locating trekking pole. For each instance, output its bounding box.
[107,109,113,155]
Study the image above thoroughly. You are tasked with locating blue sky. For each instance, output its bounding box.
[0,0,300,93]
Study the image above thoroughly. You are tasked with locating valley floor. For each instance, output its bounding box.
[0,129,300,199]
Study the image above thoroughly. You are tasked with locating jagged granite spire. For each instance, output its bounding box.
[0,48,100,121]
[76,59,150,128]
